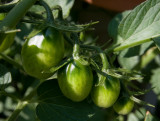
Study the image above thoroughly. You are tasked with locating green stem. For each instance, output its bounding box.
[72,33,80,59]
[7,101,28,121]
[38,0,54,24]
[0,0,37,30]
[1,29,21,34]
[7,80,42,121]
[113,39,151,52]
[99,52,109,71]
[80,45,109,70]
[0,53,23,70]
[63,33,109,70]
[73,44,80,59]
[49,57,73,73]
[53,5,63,20]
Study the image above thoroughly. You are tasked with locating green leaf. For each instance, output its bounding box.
[30,0,75,19]
[118,42,153,70]
[26,21,98,39]
[130,96,155,108]
[129,87,154,96]
[127,108,146,121]
[91,65,143,81]
[150,68,160,99]
[144,111,158,121]
[153,37,160,51]
[48,21,98,32]
[0,64,12,90]
[108,10,130,44]
[36,80,98,121]
[115,0,160,52]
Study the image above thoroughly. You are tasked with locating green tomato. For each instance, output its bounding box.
[58,60,93,102]
[91,76,120,108]
[113,96,134,115]
[21,27,64,79]
[0,13,15,52]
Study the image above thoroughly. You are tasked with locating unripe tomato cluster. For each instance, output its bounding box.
[21,27,134,115]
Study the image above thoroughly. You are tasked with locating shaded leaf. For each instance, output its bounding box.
[150,68,160,99]
[0,64,12,90]
[118,42,153,70]
[153,37,160,51]
[36,80,101,121]
[130,96,155,108]
[129,87,154,96]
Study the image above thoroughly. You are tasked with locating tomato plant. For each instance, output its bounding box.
[0,0,160,121]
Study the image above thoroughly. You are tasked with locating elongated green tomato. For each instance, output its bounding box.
[113,96,134,115]
[58,60,93,102]
[21,27,64,79]
[91,76,120,108]
[0,13,16,52]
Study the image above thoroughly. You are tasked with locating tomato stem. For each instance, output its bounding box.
[72,33,80,59]
[53,5,63,20]
[0,53,23,70]
[80,45,109,70]
[6,80,42,121]
[7,101,28,121]
[73,44,80,59]
[63,33,109,71]
[38,0,54,24]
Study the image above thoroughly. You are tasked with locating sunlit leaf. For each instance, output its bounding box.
[115,0,160,52]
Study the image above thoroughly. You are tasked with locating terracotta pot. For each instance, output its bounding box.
[84,0,146,12]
